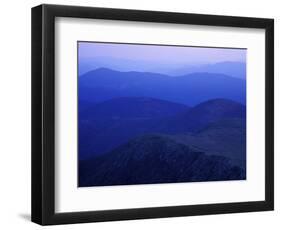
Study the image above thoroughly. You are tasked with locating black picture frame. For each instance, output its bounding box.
[31,4,274,225]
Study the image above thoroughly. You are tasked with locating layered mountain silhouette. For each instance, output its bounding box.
[168,62,246,79]
[79,97,246,160]
[79,68,246,105]
[80,97,189,120]
[78,67,246,187]
[163,118,246,169]
[149,98,246,133]
[79,134,245,187]
[79,57,245,79]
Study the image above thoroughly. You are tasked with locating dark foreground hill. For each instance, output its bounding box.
[162,118,246,169]
[79,134,245,187]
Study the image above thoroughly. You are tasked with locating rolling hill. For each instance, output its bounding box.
[162,118,246,169]
[80,97,190,120]
[79,68,246,105]
[152,98,246,132]
[78,57,246,79]
[79,98,246,160]
[79,134,245,187]
[168,61,246,79]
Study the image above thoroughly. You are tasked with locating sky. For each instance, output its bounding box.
[78,41,247,75]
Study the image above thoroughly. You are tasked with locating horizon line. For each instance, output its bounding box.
[79,66,246,81]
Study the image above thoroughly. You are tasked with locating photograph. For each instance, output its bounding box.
[78,42,247,187]
[30,4,274,225]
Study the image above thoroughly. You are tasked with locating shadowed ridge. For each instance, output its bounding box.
[79,134,245,187]
[81,97,190,120]
[79,68,246,105]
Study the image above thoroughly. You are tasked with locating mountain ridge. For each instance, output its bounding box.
[79,68,246,106]
[79,134,245,187]
[78,58,245,79]
[79,97,246,159]
[80,96,190,120]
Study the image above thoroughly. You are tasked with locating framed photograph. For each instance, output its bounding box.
[31,4,274,225]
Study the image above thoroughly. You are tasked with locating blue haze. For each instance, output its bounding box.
[78,42,247,187]
[78,42,246,78]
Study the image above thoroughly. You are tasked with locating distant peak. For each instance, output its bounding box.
[195,98,244,107]
[189,98,246,115]
[181,72,235,78]
[93,67,118,72]
[213,61,246,65]
[80,67,120,77]
[83,67,172,77]
[96,96,190,108]
[202,98,238,103]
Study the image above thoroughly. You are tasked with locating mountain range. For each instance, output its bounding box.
[80,97,189,120]
[79,97,246,162]
[79,68,246,106]
[79,134,245,187]
[78,67,246,187]
[167,61,246,79]
[79,57,246,79]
